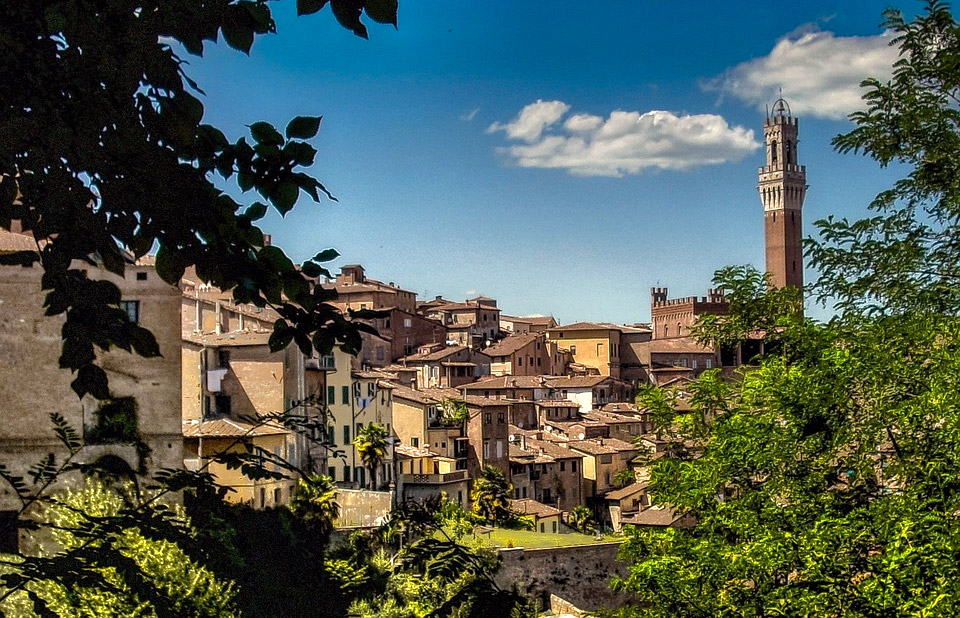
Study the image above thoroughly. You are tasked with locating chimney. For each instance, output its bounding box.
[263,234,272,246]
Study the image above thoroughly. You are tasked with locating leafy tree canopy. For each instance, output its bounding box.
[614,3,960,617]
[0,0,396,400]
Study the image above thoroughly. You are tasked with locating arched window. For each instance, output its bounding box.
[771,140,778,165]
[785,140,792,165]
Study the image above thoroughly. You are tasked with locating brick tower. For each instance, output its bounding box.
[757,97,806,289]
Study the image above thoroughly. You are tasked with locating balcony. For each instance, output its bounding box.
[400,470,468,485]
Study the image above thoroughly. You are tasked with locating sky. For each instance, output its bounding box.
[186,1,918,324]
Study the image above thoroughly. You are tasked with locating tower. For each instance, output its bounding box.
[758,97,806,289]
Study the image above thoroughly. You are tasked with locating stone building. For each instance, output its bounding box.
[324,264,417,314]
[0,230,182,532]
[181,331,304,507]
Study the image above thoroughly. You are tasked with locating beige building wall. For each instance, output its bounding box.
[0,259,183,512]
[547,327,621,378]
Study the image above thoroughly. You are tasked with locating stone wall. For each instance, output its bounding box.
[495,542,632,611]
[335,488,393,527]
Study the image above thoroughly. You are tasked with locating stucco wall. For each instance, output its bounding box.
[495,542,633,611]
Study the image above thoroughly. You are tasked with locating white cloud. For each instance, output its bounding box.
[460,108,480,122]
[487,100,571,142]
[705,25,897,120]
[488,101,760,177]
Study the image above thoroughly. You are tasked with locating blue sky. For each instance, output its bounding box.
[187,1,914,324]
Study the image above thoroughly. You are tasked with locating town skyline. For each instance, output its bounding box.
[186,1,914,324]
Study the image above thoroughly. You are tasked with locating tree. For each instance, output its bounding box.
[470,465,512,524]
[289,474,341,544]
[613,4,960,616]
[0,0,397,400]
[0,479,239,618]
[613,468,637,489]
[354,423,389,490]
[568,505,596,535]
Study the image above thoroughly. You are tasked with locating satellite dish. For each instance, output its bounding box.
[577,433,585,440]
[508,435,516,442]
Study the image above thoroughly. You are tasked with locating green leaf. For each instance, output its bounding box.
[269,320,294,352]
[131,326,162,358]
[155,245,187,285]
[250,122,284,146]
[285,116,322,140]
[244,202,269,220]
[271,180,299,214]
[297,0,330,16]
[331,0,368,39]
[221,9,255,54]
[71,364,110,400]
[311,248,339,262]
[364,0,398,26]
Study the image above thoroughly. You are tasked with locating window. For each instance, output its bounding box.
[120,300,140,324]
[385,319,390,329]
[368,382,375,397]
[560,461,565,472]
[484,412,491,424]
[215,395,231,416]
[497,412,505,424]
[411,437,419,447]
[356,422,363,434]
[517,357,522,367]
[259,488,266,508]
[706,359,713,369]
[570,345,576,355]
[343,466,350,482]
[376,346,384,361]
[343,425,350,444]
[342,386,349,405]
[328,466,336,478]
[692,360,698,370]
[597,343,603,355]
[404,318,412,328]
[540,523,545,533]
[537,357,541,367]
[572,461,577,472]
[483,440,490,459]
[327,386,335,405]
[274,488,281,504]
[136,271,147,281]
[217,349,230,368]
[327,426,335,445]
[552,521,557,533]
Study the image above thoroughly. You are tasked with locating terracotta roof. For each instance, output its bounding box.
[568,437,637,456]
[421,387,462,400]
[535,400,581,408]
[400,345,485,363]
[483,333,541,357]
[622,506,688,527]
[390,384,441,405]
[461,395,509,408]
[524,437,583,460]
[605,481,650,501]
[394,444,438,458]
[182,417,288,438]
[182,331,272,347]
[549,321,619,332]
[440,361,477,367]
[583,411,644,425]
[509,498,561,518]
[0,229,39,252]
[601,402,640,414]
[460,375,547,390]
[544,375,610,389]
[544,419,606,430]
